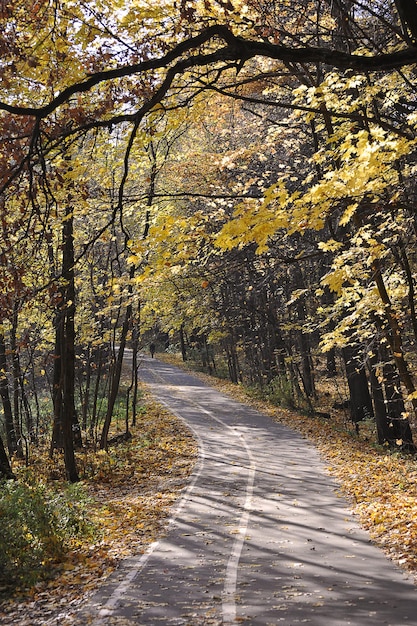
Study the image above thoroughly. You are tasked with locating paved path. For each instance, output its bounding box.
[82,356,416,625]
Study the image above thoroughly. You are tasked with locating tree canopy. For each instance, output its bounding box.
[2,0,417,480]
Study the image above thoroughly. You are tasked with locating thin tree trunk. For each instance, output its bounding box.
[50,310,64,454]
[90,349,104,442]
[99,313,129,450]
[10,302,24,457]
[100,266,134,450]
[130,321,140,427]
[398,242,417,343]
[0,433,15,479]
[28,348,40,443]
[81,345,92,431]
[0,332,16,456]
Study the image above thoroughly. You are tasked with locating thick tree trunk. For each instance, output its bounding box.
[368,353,392,445]
[384,361,415,449]
[394,0,417,44]
[61,294,80,481]
[50,207,80,482]
[342,346,373,428]
[371,259,416,449]
[225,336,240,384]
[326,349,337,376]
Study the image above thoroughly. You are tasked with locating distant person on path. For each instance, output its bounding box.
[150,343,156,358]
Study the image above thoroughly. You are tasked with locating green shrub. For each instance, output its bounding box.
[0,481,96,588]
[266,376,296,408]
[244,376,296,408]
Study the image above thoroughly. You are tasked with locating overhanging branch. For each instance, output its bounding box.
[1,25,417,120]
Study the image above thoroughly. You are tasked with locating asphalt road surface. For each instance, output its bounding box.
[82,355,416,625]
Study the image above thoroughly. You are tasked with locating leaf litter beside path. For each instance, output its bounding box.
[0,396,197,626]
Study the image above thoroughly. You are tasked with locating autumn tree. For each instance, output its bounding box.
[2,0,417,476]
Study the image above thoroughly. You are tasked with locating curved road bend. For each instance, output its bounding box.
[82,356,416,626]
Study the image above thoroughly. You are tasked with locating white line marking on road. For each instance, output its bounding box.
[93,359,256,625]
[94,541,160,622]
[91,379,206,624]
[221,431,256,625]
[170,399,256,625]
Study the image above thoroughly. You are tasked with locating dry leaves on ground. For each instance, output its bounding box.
[0,397,197,626]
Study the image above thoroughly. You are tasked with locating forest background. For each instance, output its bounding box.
[2,0,417,605]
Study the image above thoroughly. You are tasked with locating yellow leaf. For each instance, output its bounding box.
[339,203,358,226]
[318,239,344,252]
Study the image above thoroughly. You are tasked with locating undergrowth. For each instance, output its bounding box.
[0,396,197,615]
[0,481,95,591]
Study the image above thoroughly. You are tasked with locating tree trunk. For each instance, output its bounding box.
[326,349,337,376]
[180,324,187,361]
[342,346,373,428]
[90,348,104,441]
[225,335,241,384]
[100,266,134,450]
[0,433,15,479]
[99,314,129,450]
[398,241,417,343]
[0,332,17,456]
[371,259,417,448]
[384,360,414,449]
[61,288,80,480]
[81,344,92,432]
[394,0,417,44]
[10,302,25,457]
[50,310,64,453]
[368,353,392,445]
[28,348,41,443]
[130,321,140,427]
[297,299,315,397]
[50,206,80,482]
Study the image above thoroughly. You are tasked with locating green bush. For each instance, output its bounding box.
[266,376,296,408]
[0,481,96,588]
